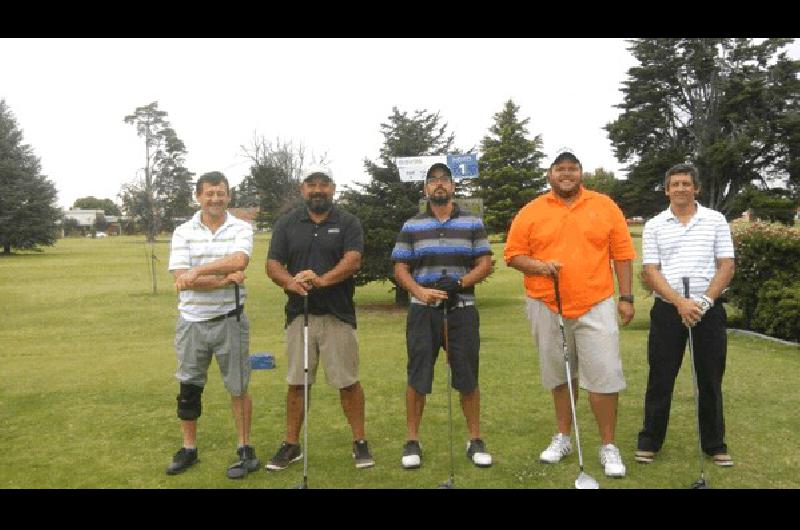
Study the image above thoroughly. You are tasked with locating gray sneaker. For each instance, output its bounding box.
[352,440,375,469]
[226,445,260,479]
[265,442,302,471]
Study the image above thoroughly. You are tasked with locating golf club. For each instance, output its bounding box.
[226,282,251,479]
[553,273,599,490]
[296,293,310,489]
[682,277,709,490]
[438,269,455,489]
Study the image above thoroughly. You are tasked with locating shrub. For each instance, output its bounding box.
[751,279,800,342]
[729,220,800,340]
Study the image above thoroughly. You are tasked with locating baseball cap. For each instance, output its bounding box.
[302,164,333,183]
[550,149,581,168]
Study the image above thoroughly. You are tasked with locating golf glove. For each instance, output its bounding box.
[691,294,714,317]
[434,275,462,310]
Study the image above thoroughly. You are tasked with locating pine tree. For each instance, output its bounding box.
[474,100,546,236]
[606,38,800,217]
[0,99,61,254]
[339,107,455,306]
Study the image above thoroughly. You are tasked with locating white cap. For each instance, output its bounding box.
[301,164,333,182]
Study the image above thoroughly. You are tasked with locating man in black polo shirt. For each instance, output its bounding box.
[264,164,374,470]
[391,162,494,470]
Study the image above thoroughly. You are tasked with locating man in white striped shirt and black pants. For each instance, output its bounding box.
[165,171,259,478]
[635,164,736,468]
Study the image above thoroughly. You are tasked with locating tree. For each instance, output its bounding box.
[233,134,325,228]
[0,99,61,254]
[606,39,800,218]
[728,184,797,225]
[339,107,455,306]
[73,196,121,216]
[123,101,194,240]
[473,100,546,236]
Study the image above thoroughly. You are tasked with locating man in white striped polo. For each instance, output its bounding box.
[636,163,736,467]
[166,171,259,479]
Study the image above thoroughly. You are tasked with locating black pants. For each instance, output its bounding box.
[637,299,728,456]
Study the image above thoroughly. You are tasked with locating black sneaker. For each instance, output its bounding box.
[352,440,375,469]
[226,445,261,479]
[166,447,198,475]
[401,440,422,469]
[264,441,302,471]
[466,438,493,468]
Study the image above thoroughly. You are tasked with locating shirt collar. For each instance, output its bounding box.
[300,204,339,223]
[666,201,709,222]
[424,201,461,220]
[545,186,588,207]
[192,210,233,231]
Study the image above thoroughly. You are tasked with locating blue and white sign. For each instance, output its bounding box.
[394,153,479,182]
[447,154,479,180]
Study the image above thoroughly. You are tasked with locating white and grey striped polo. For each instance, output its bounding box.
[642,202,734,299]
[168,211,254,322]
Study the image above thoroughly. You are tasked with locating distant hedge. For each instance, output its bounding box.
[728,221,800,342]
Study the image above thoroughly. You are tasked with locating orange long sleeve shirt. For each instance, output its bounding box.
[504,188,636,319]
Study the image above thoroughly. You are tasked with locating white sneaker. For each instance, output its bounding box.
[539,433,572,463]
[599,444,626,477]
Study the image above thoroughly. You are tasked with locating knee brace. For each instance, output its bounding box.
[176,383,204,420]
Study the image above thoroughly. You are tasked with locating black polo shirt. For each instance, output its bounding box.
[267,205,363,328]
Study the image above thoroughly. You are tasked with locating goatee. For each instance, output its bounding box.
[306,196,333,214]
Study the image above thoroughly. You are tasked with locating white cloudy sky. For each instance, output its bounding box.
[1,38,798,209]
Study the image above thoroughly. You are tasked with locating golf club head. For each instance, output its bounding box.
[691,478,709,489]
[437,479,455,489]
[575,472,600,489]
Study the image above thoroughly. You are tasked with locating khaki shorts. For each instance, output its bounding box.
[525,296,625,393]
[286,314,359,389]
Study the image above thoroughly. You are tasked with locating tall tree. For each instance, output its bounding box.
[234,134,325,228]
[0,99,61,254]
[339,107,455,306]
[606,38,800,218]
[73,196,121,216]
[123,101,194,240]
[474,100,546,235]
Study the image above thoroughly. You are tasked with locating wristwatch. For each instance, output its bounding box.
[619,294,634,303]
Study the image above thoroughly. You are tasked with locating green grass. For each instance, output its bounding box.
[0,231,798,489]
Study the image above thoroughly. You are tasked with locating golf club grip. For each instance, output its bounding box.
[234,282,241,321]
[303,293,309,327]
[552,273,563,315]
[682,277,690,298]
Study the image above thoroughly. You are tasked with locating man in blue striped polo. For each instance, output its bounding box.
[166,171,259,479]
[391,162,494,470]
[636,163,736,467]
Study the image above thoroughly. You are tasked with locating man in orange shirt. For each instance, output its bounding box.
[504,151,636,478]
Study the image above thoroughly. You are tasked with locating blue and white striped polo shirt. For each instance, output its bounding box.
[391,203,492,304]
[168,211,254,322]
[642,202,734,299]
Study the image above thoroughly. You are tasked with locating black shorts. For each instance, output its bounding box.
[406,304,480,394]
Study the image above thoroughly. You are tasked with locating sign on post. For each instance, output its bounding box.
[394,154,479,182]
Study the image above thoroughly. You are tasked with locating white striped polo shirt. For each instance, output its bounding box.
[642,202,735,299]
[168,211,254,322]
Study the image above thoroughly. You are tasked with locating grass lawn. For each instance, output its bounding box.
[0,230,798,489]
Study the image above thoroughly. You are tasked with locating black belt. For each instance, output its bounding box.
[207,307,243,322]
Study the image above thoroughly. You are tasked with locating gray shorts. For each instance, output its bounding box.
[525,297,625,393]
[174,314,250,396]
[286,314,359,389]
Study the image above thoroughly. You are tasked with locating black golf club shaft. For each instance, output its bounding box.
[682,277,707,488]
[442,269,455,488]
[301,293,309,489]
